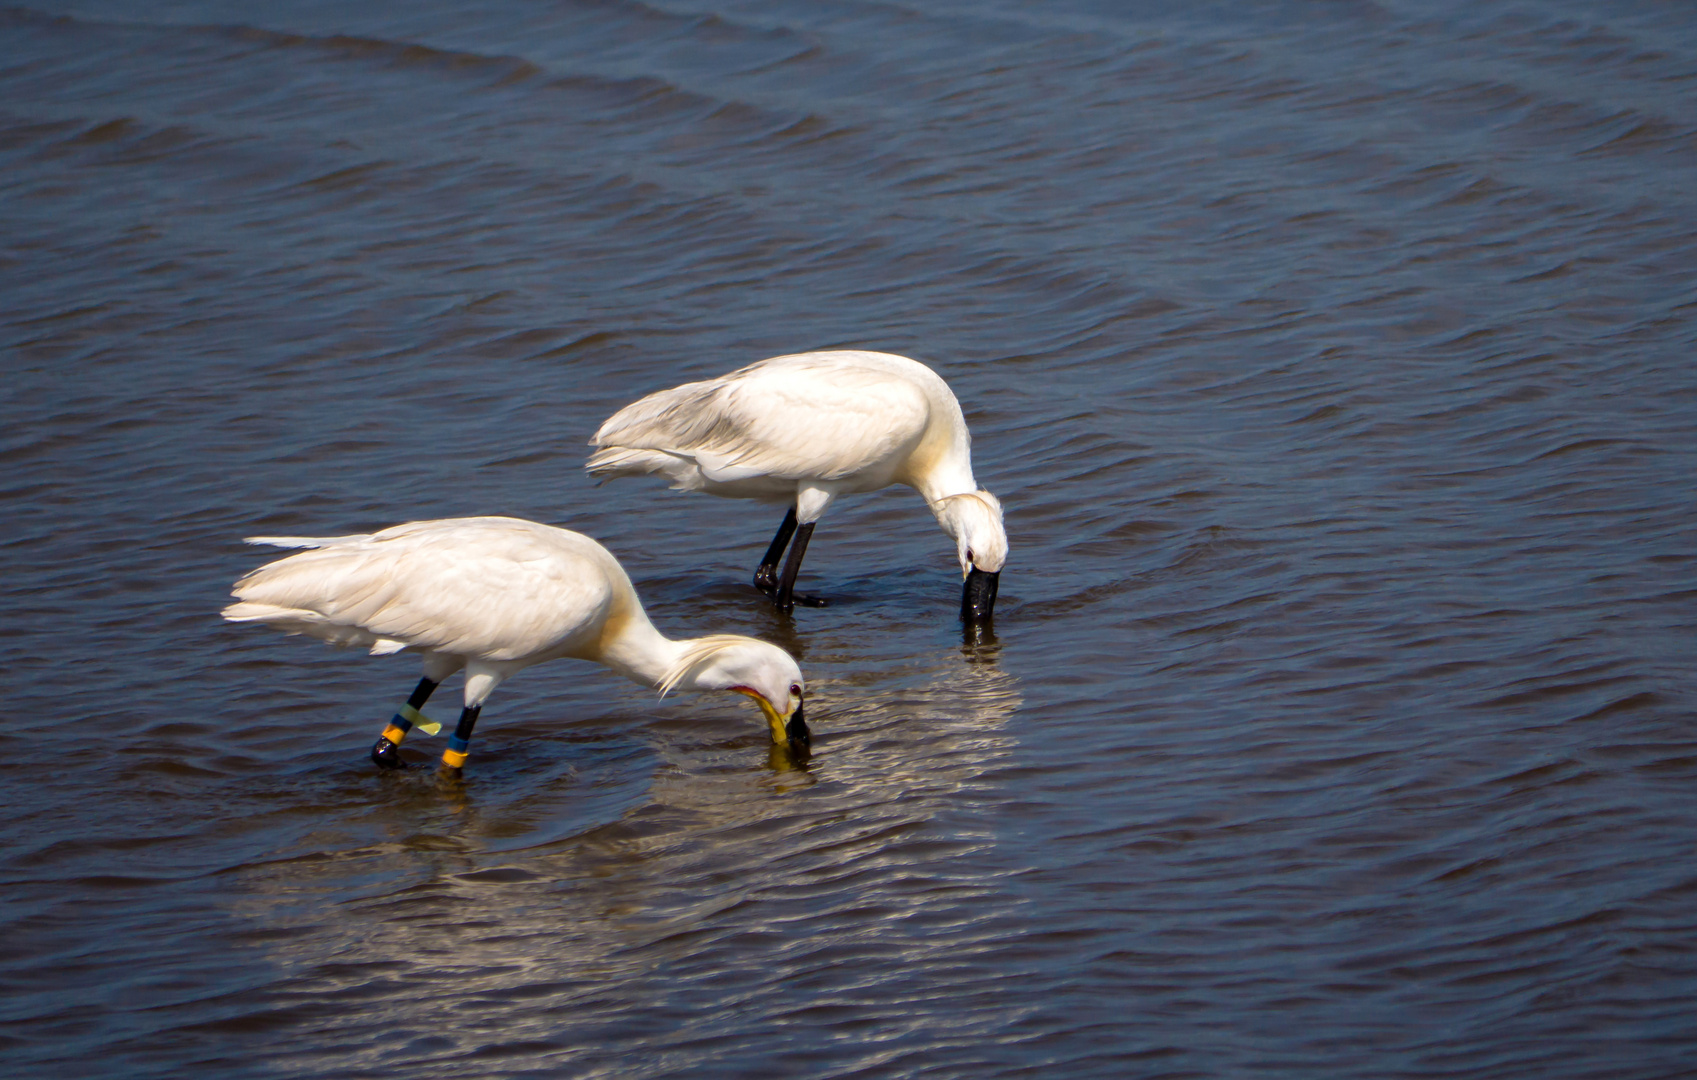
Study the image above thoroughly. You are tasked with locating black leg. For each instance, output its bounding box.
[372,676,438,769]
[753,507,798,597]
[440,705,482,771]
[775,521,819,612]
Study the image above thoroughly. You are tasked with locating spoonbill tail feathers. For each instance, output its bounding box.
[222,517,809,769]
[588,350,1006,619]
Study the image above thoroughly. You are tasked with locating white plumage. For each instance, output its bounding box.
[588,350,1007,619]
[223,516,809,769]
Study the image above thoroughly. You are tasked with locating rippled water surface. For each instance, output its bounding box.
[4,1,1696,1076]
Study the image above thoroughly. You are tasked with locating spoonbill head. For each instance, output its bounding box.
[932,489,1006,622]
[659,635,808,748]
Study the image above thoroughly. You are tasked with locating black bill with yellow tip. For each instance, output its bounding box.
[750,690,810,755]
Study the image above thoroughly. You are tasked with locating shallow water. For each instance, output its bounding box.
[3,1,1696,1076]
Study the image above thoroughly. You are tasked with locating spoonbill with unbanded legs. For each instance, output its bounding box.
[587,350,1007,621]
[222,516,809,771]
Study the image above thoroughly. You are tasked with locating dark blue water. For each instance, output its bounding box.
[3,1,1695,1076]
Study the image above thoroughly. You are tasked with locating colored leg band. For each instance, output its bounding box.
[381,724,408,746]
[442,734,471,769]
[397,703,440,735]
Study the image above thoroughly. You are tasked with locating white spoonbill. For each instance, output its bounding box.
[221,516,809,771]
[587,350,1007,621]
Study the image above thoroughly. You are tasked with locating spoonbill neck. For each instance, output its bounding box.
[907,409,979,505]
[916,465,979,507]
[593,609,693,690]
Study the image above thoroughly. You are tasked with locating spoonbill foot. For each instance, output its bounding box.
[371,737,407,769]
[756,579,829,608]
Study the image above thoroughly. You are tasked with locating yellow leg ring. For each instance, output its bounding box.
[442,748,470,769]
[398,703,441,735]
[381,725,408,747]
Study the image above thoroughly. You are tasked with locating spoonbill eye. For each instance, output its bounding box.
[790,683,801,697]
[965,548,975,563]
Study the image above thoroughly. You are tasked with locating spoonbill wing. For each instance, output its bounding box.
[228,518,615,661]
[591,358,930,482]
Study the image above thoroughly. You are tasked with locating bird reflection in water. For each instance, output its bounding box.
[427,762,478,809]
[222,643,1020,1060]
[767,740,812,779]
[961,615,999,660]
